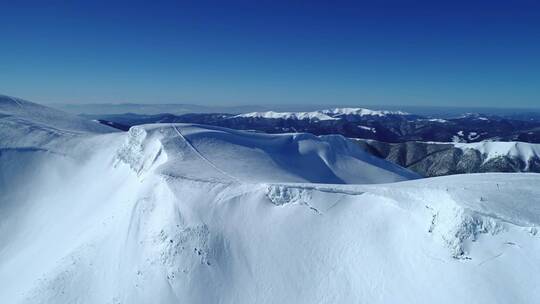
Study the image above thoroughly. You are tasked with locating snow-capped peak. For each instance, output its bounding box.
[234,110,338,121]
[234,107,408,121]
[321,107,409,117]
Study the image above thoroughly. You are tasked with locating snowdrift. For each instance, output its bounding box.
[1,95,539,304]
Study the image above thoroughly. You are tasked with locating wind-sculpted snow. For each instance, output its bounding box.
[1,99,540,303]
[115,126,167,175]
[115,123,419,184]
[428,205,505,258]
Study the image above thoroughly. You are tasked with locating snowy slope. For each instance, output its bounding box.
[0,95,116,135]
[455,141,540,164]
[0,95,117,151]
[1,98,540,304]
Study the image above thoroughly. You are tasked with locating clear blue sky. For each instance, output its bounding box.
[1,0,539,107]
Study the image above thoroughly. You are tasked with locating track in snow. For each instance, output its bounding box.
[172,125,241,183]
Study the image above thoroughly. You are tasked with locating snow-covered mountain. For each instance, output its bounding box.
[454,141,540,162]
[235,108,409,121]
[356,139,540,177]
[321,107,409,116]
[1,95,540,303]
[235,110,338,121]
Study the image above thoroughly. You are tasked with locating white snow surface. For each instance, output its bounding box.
[115,123,418,184]
[235,107,408,121]
[1,97,540,304]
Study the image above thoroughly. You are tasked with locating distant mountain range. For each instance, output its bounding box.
[50,102,540,118]
[84,108,540,143]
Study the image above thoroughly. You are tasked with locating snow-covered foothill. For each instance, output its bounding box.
[455,141,540,164]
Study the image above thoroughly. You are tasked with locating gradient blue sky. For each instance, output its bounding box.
[1,0,539,107]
